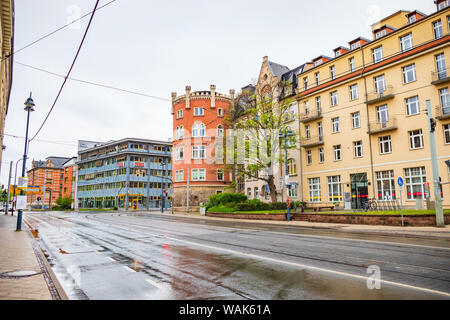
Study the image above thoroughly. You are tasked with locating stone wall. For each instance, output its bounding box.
[206,211,450,226]
[173,186,226,209]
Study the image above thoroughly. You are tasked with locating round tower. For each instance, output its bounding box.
[171,85,233,211]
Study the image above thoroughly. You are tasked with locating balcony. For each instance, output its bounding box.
[365,85,394,104]
[299,108,322,123]
[431,67,450,85]
[300,135,324,148]
[435,102,450,120]
[368,117,398,135]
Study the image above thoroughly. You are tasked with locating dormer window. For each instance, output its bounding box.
[314,60,322,67]
[350,41,360,50]
[408,15,416,24]
[375,29,386,39]
[335,50,341,57]
[437,0,450,10]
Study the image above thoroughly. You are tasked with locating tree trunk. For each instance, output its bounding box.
[267,175,278,203]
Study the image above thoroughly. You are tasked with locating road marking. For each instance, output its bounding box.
[107,257,116,262]
[145,278,164,289]
[123,266,136,272]
[263,230,450,251]
[166,236,450,298]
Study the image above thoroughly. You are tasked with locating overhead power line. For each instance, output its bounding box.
[29,0,101,143]
[15,61,171,102]
[1,0,116,62]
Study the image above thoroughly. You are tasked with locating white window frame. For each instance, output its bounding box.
[315,72,320,86]
[328,176,342,202]
[402,64,417,84]
[305,125,311,138]
[175,147,184,161]
[354,141,363,158]
[332,117,339,133]
[330,66,336,80]
[288,158,297,175]
[306,150,312,165]
[433,20,443,39]
[177,110,183,119]
[217,125,223,137]
[408,15,416,24]
[192,168,206,181]
[217,169,224,181]
[330,91,338,106]
[406,96,420,116]
[400,33,413,52]
[372,46,383,63]
[308,178,321,202]
[304,77,308,90]
[404,167,426,200]
[319,148,324,163]
[192,145,206,159]
[316,96,321,112]
[175,170,184,182]
[350,42,360,50]
[444,124,450,144]
[377,105,389,124]
[376,170,396,201]
[334,145,342,161]
[374,75,386,93]
[349,57,355,72]
[350,84,358,100]
[352,112,360,129]
[379,136,392,154]
[194,107,204,116]
[409,129,424,149]
[217,108,223,117]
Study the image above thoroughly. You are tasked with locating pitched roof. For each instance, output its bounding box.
[267,61,290,78]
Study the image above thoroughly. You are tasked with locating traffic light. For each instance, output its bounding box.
[136,170,140,177]
[164,189,169,196]
[430,118,437,132]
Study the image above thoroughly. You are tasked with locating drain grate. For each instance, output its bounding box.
[0,270,41,279]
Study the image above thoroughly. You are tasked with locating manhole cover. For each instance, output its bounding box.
[0,270,41,279]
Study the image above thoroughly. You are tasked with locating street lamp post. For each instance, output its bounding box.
[279,128,293,222]
[17,93,35,231]
[11,157,26,215]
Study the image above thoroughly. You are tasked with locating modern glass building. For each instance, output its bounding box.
[77,138,172,210]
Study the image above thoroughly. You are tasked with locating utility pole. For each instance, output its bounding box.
[426,99,445,227]
[186,167,190,213]
[160,158,165,213]
[42,169,47,210]
[5,161,12,214]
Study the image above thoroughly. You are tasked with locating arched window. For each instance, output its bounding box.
[287,158,297,175]
[217,125,223,137]
[192,123,205,137]
[179,126,184,139]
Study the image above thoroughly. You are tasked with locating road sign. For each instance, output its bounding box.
[397,177,404,187]
[18,177,28,188]
[16,196,27,210]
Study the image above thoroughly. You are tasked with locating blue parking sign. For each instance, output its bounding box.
[397,177,404,186]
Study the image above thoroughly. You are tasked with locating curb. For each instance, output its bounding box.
[137,210,450,240]
[23,220,69,300]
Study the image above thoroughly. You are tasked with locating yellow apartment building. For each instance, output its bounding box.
[295,1,450,209]
[0,0,14,170]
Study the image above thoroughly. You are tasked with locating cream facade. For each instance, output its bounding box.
[0,0,14,170]
[294,4,450,209]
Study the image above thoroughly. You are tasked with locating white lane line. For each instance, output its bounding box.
[145,278,164,289]
[107,257,116,262]
[166,236,450,298]
[123,266,136,272]
[263,230,450,251]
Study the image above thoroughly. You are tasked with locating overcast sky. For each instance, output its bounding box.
[0,0,436,185]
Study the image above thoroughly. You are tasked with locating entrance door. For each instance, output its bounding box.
[350,173,368,209]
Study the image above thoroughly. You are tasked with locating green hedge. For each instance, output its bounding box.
[206,193,247,209]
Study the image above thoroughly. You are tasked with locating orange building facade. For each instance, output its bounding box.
[62,157,77,207]
[27,157,70,208]
[171,85,234,210]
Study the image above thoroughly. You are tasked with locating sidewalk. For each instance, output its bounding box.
[138,210,450,239]
[0,214,65,300]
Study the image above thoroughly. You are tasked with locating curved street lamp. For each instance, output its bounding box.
[16,93,35,231]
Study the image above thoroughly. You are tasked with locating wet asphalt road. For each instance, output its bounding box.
[24,211,450,300]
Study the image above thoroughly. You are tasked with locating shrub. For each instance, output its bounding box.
[113,206,118,210]
[56,196,72,210]
[206,193,247,209]
[207,205,237,213]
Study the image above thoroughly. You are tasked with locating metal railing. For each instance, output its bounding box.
[299,108,322,122]
[435,102,450,119]
[300,135,324,147]
[368,117,397,134]
[431,66,450,83]
[366,85,394,103]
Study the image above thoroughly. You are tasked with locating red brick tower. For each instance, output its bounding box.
[171,85,234,211]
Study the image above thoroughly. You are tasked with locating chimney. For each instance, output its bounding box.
[263,56,268,63]
[229,89,235,105]
[210,84,216,108]
[185,85,191,109]
[171,92,176,114]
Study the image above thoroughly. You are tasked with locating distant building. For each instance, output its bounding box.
[0,0,14,175]
[62,157,77,208]
[27,157,71,207]
[77,138,172,210]
[171,85,233,211]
